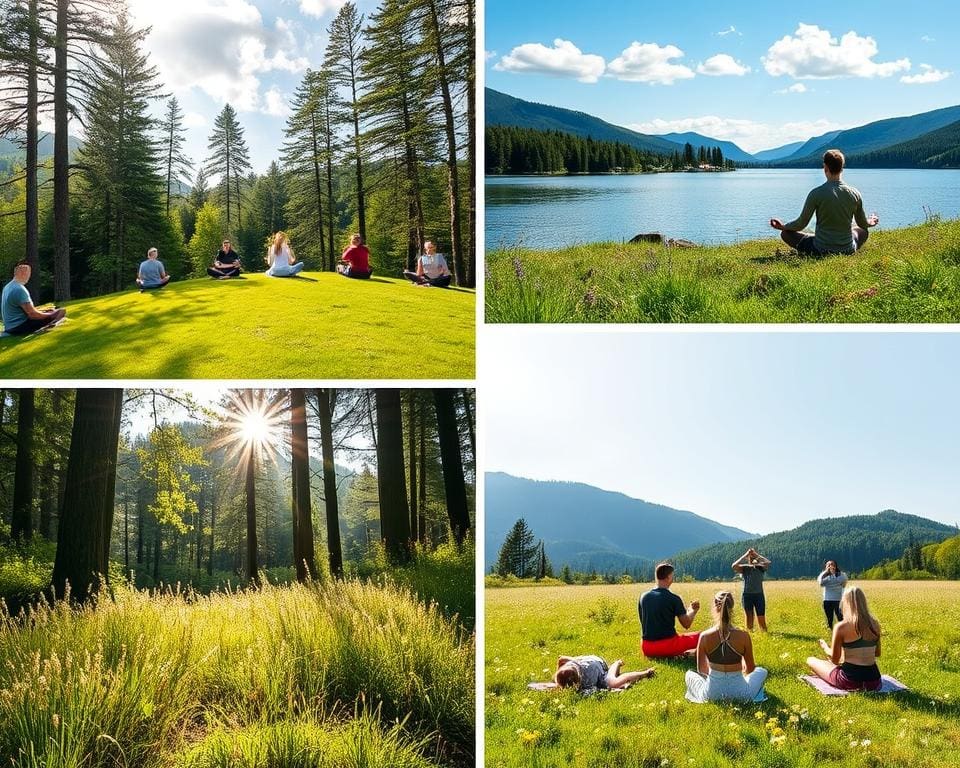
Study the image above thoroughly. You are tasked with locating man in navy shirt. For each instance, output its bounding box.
[207,239,242,278]
[2,262,66,335]
[639,562,701,657]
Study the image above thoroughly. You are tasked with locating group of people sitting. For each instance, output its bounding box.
[551,553,882,702]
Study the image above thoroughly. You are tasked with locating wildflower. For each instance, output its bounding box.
[860,740,872,747]
[788,715,799,724]
[513,257,525,281]
[754,711,764,720]
[52,714,60,729]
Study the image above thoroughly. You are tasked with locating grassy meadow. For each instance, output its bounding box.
[485,218,960,322]
[485,581,960,767]
[0,274,475,379]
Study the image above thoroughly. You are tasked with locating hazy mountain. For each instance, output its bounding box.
[752,141,805,163]
[0,131,82,161]
[672,510,958,579]
[485,88,682,156]
[654,131,755,163]
[485,472,753,572]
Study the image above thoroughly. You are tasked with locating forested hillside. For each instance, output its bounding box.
[851,120,960,168]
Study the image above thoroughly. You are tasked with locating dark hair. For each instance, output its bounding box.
[655,562,674,581]
[13,261,30,273]
[823,149,845,175]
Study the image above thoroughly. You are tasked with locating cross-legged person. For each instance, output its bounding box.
[137,247,171,290]
[806,586,883,691]
[337,234,373,279]
[265,231,304,277]
[207,239,242,278]
[639,562,701,658]
[2,262,66,335]
[403,240,452,287]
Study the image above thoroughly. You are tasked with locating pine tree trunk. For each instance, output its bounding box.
[350,79,365,240]
[51,389,123,601]
[325,116,336,271]
[208,485,216,577]
[418,399,426,545]
[290,388,315,581]
[245,444,258,583]
[25,0,39,300]
[318,388,343,577]
[40,455,54,540]
[136,483,145,564]
[408,391,418,544]
[465,0,476,286]
[53,0,70,301]
[196,483,204,572]
[374,389,411,563]
[460,389,475,461]
[310,113,326,266]
[11,389,35,541]
[434,389,470,545]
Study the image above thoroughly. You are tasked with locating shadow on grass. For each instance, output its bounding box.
[881,689,960,717]
[773,631,821,642]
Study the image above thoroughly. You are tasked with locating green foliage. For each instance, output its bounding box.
[495,519,538,578]
[188,202,226,276]
[861,532,960,579]
[137,424,206,532]
[0,538,56,601]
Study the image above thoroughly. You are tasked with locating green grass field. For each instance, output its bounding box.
[0,579,475,767]
[485,218,960,322]
[0,273,475,378]
[485,581,960,767]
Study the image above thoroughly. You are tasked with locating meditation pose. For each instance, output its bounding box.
[818,560,848,630]
[769,149,879,256]
[733,548,771,631]
[639,562,701,658]
[337,234,372,279]
[208,239,242,278]
[265,231,304,277]
[137,247,170,290]
[2,262,66,335]
[403,240,452,287]
[553,655,655,692]
[806,586,882,691]
[684,591,768,703]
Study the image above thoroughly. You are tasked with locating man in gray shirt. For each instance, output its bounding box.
[770,149,879,256]
[137,247,170,290]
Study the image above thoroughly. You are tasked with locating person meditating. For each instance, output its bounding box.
[551,655,655,692]
[403,240,452,287]
[770,149,879,256]
[806,585,883,691]
[137,247,170,290]
[639,562,701,658]
[265,231,304,277]
[337,233,372,279]
[684,591,767,703]
[732,547,771,632]
[2,262,66,335]
[208,239,242,279]
[818,559,848,630]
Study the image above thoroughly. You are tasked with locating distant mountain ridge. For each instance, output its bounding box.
[654,131,755,163]
[0,131,82,160]
[485,473,753,572]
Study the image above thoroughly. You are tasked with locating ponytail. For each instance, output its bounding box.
[714,591,734,632]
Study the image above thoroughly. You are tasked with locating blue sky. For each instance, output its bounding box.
[484,331,960,534]
[485,0,959,152]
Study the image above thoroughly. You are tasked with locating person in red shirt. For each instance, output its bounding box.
[337,233,373,279]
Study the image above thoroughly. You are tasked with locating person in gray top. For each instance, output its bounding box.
[769,149,879,256]
[732,548,771,632]
[817,560,848,629]
[137,247,170,290]
[552,654,654,692]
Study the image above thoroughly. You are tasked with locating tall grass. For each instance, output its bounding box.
[485,218,960,322]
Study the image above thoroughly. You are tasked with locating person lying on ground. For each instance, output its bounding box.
[732,547,771,632]
[336,233,373,279]
[2,262,66,335]
[639,562,701,658]
[552,655,655,692]
[265,231,304,277]
[207,239,242,278]
[806,585,882,691]
[137,247,171,290]
[403,240,452,287]
[685,590,768,703]
[818,559,848,630]
[769,149,879,256]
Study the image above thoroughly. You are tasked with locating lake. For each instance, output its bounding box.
[485,168,960,249]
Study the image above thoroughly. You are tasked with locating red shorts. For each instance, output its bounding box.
[642,632,701,658]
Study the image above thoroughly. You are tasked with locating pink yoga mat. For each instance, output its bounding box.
[800,674,909,695]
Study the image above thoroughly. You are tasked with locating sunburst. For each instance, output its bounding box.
[210,390,286,468]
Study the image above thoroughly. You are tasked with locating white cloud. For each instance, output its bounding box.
[125,0,309,112]
[298,0,343,17]
[627,115,849,153]
[262,87,290,117]
[495,39,605,83]
[696,54,750,77]
[762,23,910,79]
[900,64,951,84]
[775,83,808,94]
[485,50,497,61]
[607,42,695,85]
[921,35,935,43]
[183,111,209,128]
[716,26,741,37]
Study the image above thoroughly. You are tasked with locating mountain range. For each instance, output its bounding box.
[486,88,960,168]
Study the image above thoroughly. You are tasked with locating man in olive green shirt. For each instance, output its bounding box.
[770,149,879,256]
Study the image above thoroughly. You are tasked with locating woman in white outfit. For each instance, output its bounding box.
[685,591,768,703]
[265,231,304,277]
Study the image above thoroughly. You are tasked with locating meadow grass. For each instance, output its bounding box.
[485,218,960,323]
[485,581,960,767]
[0,273,475,378]
[0,579,475,767]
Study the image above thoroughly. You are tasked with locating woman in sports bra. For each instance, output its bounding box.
[806,585,882,691]
[684,591,768,703]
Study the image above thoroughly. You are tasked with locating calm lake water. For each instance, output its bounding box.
[485,168,960,249]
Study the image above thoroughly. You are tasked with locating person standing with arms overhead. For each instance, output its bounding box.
[769,149,879,256]
[733,548,771,632]
[208,239,242,279]
[639,562,701,658]
[818,560,848,630]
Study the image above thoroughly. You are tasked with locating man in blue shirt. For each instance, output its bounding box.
[2,262,66,335]
[137,247,170,290]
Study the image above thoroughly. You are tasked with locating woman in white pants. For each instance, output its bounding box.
[265,231,304,277]
[685,591,768,703]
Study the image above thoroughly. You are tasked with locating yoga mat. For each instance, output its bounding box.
[800,674,909,695]
[526,682,628,695]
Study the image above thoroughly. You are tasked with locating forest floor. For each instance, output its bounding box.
[0,551,475,767]
[485,581,960,768]
[485,218,960,322]
[0,273,475,378]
